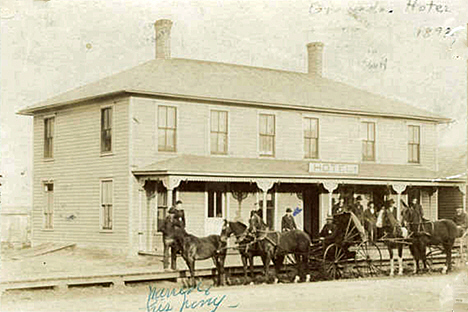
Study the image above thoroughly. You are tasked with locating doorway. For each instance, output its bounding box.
[303,186,320,239]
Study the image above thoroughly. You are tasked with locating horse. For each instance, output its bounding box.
[219,220,267,283]
[377,204,406,276]
[401,206,459,274]
[248,212,311,283]
[164,225,227,286]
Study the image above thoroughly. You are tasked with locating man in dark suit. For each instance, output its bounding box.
[352,196,364,222]
[410,198,424,221]
[363,201,377,241]
[281,207,297,232]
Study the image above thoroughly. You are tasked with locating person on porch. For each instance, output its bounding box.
[160,208,182,271]
[453,207,468,236]
[281,207,297,232]
[173,200,186,228]
[363,201,377,242]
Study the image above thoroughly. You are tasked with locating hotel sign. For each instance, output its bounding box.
[309,162,359,175]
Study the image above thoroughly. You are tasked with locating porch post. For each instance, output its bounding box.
[162,177,182,209]
[255,179,276,223]
[392,183,407,221]
[323,181,338,216]
[137,178,148,252]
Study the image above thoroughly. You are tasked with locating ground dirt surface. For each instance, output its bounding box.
[2,270,468,312]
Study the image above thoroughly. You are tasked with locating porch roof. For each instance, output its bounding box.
[132,155,463,184]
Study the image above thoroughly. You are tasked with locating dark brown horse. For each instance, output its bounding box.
[220,220,266,283]
[164,226,227,286]
[248,212,311,283]
[401,206,459,274]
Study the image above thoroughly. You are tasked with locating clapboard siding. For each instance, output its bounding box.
[32,97,130,248]
[438,187,463,220]
[130,95,438,168]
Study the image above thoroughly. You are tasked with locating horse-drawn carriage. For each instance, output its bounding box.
[222,210,383,282]
[309,211,383,279]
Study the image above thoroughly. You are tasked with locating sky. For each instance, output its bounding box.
[1,0,467,210]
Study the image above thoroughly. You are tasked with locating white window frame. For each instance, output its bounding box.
[157,105,178,153]
[303,116,320,159]
[408,124,421,164]
[360,119,377,162]
[206,190,226,219]
[99,178,114,232]
[257,112,276,157]
[42,180,54,230]
[100,104,115,156]
[209,109,230,156]
[43,115,55,160]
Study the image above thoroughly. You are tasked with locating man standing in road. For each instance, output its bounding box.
[281,207,297,232]
[453,207,468,235]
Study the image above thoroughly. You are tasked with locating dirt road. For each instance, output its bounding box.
[2,272,467,312]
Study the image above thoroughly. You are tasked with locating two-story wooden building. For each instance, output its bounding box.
[18,19,466,254]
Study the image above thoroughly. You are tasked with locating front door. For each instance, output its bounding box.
[303,186,319,239]
[205,190,225,235]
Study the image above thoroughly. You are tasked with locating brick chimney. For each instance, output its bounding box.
[154,19,173,59]
[306,42,324,76]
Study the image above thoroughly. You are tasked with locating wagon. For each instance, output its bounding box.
[309,211,383,279]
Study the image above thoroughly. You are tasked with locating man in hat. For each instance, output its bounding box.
[363,201,378,241]
[281,207,297,232]
[353,196,364,222]
[410,197,425,221]
[160,207,181,270]
[333,197,346,215]
[319,215,336,239]
[453,207,468,236]
[173,200,186,228]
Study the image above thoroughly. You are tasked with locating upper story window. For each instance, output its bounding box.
[408,125,420,163]
[158,106,177,152]
[44,117,55,158]
[210,110,228,155]
[259,114,275,156]
[362,122,375,161]
[101,107,113,153]
[304,117,319,159]
[100,180,113,231]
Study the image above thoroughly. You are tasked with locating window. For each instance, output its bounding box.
[158,106,177,152]
[408,125,420,163]
[44,117,54,158]
[210,110,228,154]
[258,191,275,230]
[101,107,112,153]
[43,183,54,229]
[156,189,177,232]
[304,117,319,159]
[362,122,375,161]
[259,114,275,156]
[207,191,224,218]
[100,180,113,230]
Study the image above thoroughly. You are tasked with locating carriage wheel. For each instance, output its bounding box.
[354,241,382,277]
[425,246,435,271]
[323,243,347,279]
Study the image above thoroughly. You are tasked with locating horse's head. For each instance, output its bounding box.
[401,206,420,232]
[163,223,186,246]
[248,210,266,235]
[220,220,233,243]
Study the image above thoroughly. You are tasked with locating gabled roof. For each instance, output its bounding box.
[133,154,445,182]
[17,58,450,122]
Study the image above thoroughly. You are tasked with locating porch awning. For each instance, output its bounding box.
[132,155,464,185]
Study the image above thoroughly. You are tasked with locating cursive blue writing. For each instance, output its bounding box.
[147,282,236,312]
